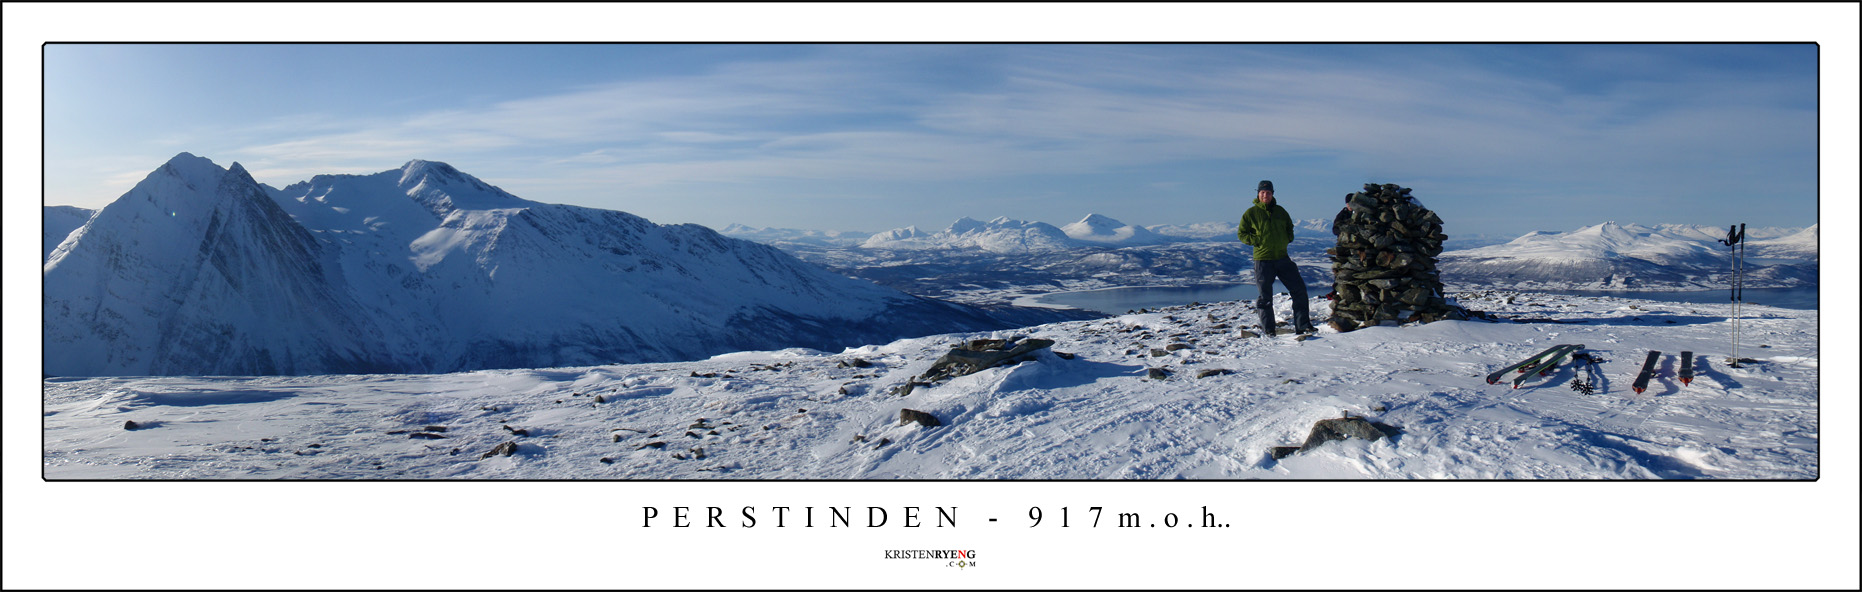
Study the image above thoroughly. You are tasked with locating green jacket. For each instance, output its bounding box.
[1237,197,1295,261]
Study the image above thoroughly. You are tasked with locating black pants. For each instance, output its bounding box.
[1253,258,1311,333]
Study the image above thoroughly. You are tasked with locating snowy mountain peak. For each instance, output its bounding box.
[150,152,228,192]
[399,158,459,181]
[1571,221,1640,245]
[128,153,287,218]
[224,161,258,185]
[1062,213,1165,245]
[396,159,525,215]
[946,217,987,235]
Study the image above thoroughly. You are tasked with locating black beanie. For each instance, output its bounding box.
[1258,180,1274,193]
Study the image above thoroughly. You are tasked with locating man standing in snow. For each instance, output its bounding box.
[1237,180,1315,335]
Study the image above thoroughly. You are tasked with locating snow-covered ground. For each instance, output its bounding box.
[42,290,1819,480]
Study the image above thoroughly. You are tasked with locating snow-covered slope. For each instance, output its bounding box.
[43,154,1023,377]
[1061,214,1168,245]
[41,290,1819,480]
[1747,223,1818,261]
[42,205,94,260]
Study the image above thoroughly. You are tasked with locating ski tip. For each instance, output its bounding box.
[1681,378,1692,386]
[1633,387,1646,394]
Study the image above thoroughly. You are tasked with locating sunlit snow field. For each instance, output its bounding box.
[43,291,1818,480]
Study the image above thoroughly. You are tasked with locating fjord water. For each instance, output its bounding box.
[1037,283,1262,314]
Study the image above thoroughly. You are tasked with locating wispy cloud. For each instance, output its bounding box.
[213,45,1809,204]
[46,44,1809,234]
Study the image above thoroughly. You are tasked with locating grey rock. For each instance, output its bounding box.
[920,338,1056,382]
[1294,417,1402,454]
[899,408,942,427]
[479,441,519,459]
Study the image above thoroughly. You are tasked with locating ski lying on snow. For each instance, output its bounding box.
[1679,351,1694,386]
[1513,344,1583,390]
[1486,344,1577,385]
[1632,350,1663,394]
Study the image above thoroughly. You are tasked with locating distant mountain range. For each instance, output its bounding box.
[718,215,1816,302]
[43,154,1076,377]
[723,213,1341,253]
[1437,222,1818,290]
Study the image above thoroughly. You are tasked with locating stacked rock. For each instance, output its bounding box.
[1328,183,1466,331]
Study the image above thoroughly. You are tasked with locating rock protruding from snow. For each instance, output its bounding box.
[918,338,1056,383]
[479,441,519,459]
[899,409,942,427]
[1272,416,1402,459]
[1328,183,1465,331]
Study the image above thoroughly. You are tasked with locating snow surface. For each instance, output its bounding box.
[43,290,1818,480]
[41,205,92,260]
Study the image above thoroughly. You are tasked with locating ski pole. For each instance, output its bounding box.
[1719,223,1746,367]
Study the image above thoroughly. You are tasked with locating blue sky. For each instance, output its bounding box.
[40,42,1823,237]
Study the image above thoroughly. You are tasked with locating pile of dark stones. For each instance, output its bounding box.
[1328,183,1467,331]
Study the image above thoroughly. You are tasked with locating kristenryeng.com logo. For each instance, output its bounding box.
[884,549,977,569]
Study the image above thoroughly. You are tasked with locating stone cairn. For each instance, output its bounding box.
[1328,183,1466,331]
